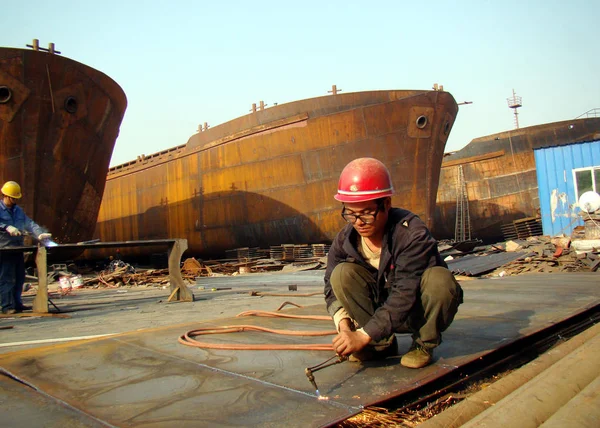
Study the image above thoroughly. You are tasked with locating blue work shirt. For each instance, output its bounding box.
[0,200,46,248]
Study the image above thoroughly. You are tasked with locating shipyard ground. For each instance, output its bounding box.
[0,271,598,427]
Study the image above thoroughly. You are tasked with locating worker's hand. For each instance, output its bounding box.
[38,233,52,240]
[6,226,21,236]
[332,330,371,356]
[337,318,355,332]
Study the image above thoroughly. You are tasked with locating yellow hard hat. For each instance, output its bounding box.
[1,181,22,199]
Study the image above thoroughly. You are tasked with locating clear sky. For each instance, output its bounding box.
[5,0,599,167]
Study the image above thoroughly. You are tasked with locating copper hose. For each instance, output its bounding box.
[235,310,331,321]
[178,307,336,351]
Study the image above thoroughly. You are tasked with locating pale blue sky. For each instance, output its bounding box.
[5,0,599,167]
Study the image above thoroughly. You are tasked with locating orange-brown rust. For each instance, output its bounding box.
[93,90,458,259]
[433,118,600,242]
[0,47,127,245]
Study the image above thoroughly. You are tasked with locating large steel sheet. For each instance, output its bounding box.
[1,273,598,427]
[0,375,106,427]
[445,251,533,276]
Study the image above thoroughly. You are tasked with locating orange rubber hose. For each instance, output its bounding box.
[179,309,336,351]
[235,310,331,321]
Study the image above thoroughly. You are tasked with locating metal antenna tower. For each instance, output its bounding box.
[507,89,522,129]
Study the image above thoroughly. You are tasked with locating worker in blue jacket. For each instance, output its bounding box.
[0,181,52,314]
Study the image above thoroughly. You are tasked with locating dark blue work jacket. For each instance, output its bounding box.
[324,207,448,342]
[0,201,45,248]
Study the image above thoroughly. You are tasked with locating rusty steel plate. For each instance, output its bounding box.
[0,373,106,427]
[0,273,599,427]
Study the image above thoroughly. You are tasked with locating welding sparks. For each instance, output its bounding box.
[315,390,330,400]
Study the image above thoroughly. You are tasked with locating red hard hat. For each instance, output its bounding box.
[334,158,394,202]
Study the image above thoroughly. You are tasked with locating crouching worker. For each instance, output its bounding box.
[324,158,463,369]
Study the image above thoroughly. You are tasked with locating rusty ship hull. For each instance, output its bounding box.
[95,90,457,259]
[432,117,600,242]
[0,47,127,244]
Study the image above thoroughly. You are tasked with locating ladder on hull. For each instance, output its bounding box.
[454,165,471,242]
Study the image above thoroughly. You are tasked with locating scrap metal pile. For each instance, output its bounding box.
[40,236,597,291]
[70,254,327,289]
[444,236,599,277]
[82,266,176,288]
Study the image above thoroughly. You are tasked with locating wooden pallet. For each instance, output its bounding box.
[501,217,543,240]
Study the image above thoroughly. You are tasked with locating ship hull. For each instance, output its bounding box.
[0,47,127,244]
[433,118,600,242]
[95,90,457,259]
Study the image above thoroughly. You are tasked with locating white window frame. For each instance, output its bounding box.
[572,165,600,201]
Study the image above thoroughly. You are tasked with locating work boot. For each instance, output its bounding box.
[2,308,17,315]
[15,304,31,313]
[401,342,433,369]
[349,335,398,362]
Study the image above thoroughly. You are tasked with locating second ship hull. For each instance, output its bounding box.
[94,89,458,259]
[432,117,600,242]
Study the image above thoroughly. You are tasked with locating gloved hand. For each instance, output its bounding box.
[6,226,21,236]
[38,233,52,240]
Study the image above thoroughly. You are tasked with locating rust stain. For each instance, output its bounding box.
[94,90,457,259]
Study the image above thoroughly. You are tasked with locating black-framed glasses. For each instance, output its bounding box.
[341,203,383,224]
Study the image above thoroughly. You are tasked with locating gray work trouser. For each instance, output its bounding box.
[330,263,463,349]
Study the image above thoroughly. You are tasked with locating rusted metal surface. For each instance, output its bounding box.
[0,374,107,427]
[433,117,600,242]
[95,90,458,259]
[0,273,598,427]
[445,250,533,276]
[0,47,127,245]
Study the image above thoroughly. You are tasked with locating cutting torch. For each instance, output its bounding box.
[305,354,348,398]
[2,229,58,247]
